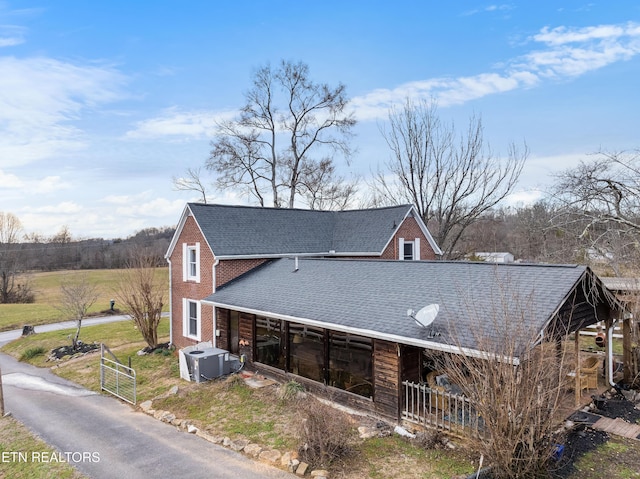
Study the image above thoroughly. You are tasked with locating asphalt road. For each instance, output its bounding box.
[0,321,295,479]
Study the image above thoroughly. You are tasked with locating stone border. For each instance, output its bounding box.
[138,393,329,478]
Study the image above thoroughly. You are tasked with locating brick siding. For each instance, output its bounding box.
[381,216,437,260]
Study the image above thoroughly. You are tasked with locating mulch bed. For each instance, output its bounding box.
[49,342,100,360]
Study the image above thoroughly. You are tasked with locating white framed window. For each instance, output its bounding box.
[399,237,420,260]
[182,243,200,282]
[183,299,201,340]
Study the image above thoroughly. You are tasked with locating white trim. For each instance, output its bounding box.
[183,298,202,341]
[212,258,219,293]
[415,237,421,260]
[398,238,405,260]
[203,299,519,365]
[183,242,201,283]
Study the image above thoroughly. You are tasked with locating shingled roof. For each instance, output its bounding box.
[204,258,619,361]
[170,203,441,258]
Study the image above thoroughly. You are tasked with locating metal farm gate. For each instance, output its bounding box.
[100,344,136,405]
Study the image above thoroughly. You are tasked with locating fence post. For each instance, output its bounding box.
[0,365,5,416]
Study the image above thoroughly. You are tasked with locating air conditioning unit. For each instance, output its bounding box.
[185,347,231,383]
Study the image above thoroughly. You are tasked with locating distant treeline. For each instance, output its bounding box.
[5,226,175,271]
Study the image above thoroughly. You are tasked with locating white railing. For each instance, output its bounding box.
[401,380,485,439]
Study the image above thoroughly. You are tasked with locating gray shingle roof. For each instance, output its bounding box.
[187,203,420,257]
[204,258,602,358]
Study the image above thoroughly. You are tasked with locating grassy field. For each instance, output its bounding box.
[0,268,169,332]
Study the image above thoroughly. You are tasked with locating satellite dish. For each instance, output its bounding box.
[412,304,439,329]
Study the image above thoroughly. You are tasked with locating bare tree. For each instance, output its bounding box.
[207,60,356,209]
[431,281,573,478]
[57,273,99,349]
[0,212,34,304]
[114,249,165,350]
[298,159,359,210]
[173,166,209,203]
[551,149,640,275]
[372,99,527,258]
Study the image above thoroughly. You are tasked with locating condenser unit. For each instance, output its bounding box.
[185,347,231,382]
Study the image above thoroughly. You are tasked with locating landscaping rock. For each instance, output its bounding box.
[310,470,329,478]
[187,424,199,434]
[160,412,176,423]
[358,426,377,439]
[281,451,292,466]
[223,437,232,447]
[289,459,300,473]
[295,462,309,476]
[139,400,153,412]
[258,449,281,464]
[230,439,249,451]
[243,443,263,457]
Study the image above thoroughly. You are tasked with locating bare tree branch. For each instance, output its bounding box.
[371,99,527,258]
[207,60,356,209]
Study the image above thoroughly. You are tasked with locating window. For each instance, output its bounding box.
[255,317,285,369]
[403,241,414,260]
[183,299,201,339]
[183,243,200,282]
[289,324,325,382]
[399,237,420,260]
[329,332,373,398]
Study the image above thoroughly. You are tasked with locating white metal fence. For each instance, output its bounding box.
[100,344,136,405]
[401,380,485,439]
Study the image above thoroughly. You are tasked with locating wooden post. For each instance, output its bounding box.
[0,365,5,416]
[575,329,581,407]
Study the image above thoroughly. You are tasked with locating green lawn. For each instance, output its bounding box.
[0,268,169,332]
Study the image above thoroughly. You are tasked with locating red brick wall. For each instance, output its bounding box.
[381,216,437,260]
[169,215,216,349]
[216,259,268,288]
[169,216,268,349]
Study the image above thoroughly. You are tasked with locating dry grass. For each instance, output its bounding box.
[0,415,86,479]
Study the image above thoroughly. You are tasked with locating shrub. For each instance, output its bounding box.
[278,380,305,402]
[412,429,448,450]
[20,346,46,361]
[297,399,355,468]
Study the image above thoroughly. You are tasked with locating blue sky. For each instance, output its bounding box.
[1,1,640,239]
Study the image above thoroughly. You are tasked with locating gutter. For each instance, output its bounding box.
[201,299,520,365]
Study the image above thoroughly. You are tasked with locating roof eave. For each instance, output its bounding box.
[203,299,519,365]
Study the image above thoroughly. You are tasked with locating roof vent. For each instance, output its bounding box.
[294,256,299,272]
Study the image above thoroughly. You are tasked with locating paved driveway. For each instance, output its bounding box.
[0,332,294,478]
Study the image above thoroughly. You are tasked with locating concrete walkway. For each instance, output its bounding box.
[0,314,132,346]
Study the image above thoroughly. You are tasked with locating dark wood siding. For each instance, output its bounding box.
[373,340,400,420]
[239,312,255,361]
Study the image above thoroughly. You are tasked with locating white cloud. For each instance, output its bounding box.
[350,21,640,121]
[23,201,83,214]
[125,107,236,140]
[0,24,26,47]
[0,169,23,188]
[0,56,128,166]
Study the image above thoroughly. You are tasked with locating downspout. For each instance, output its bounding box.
[607,319,617,387]
[212,259,219,348]
[166,257,173,345]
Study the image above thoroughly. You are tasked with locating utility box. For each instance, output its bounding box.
[185,347,230,382]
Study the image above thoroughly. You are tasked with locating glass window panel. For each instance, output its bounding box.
[329,332,373,398]
[404,241,414,260]
[289,323,324,382]
[255,317,285,369]
[188,301,198,336]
